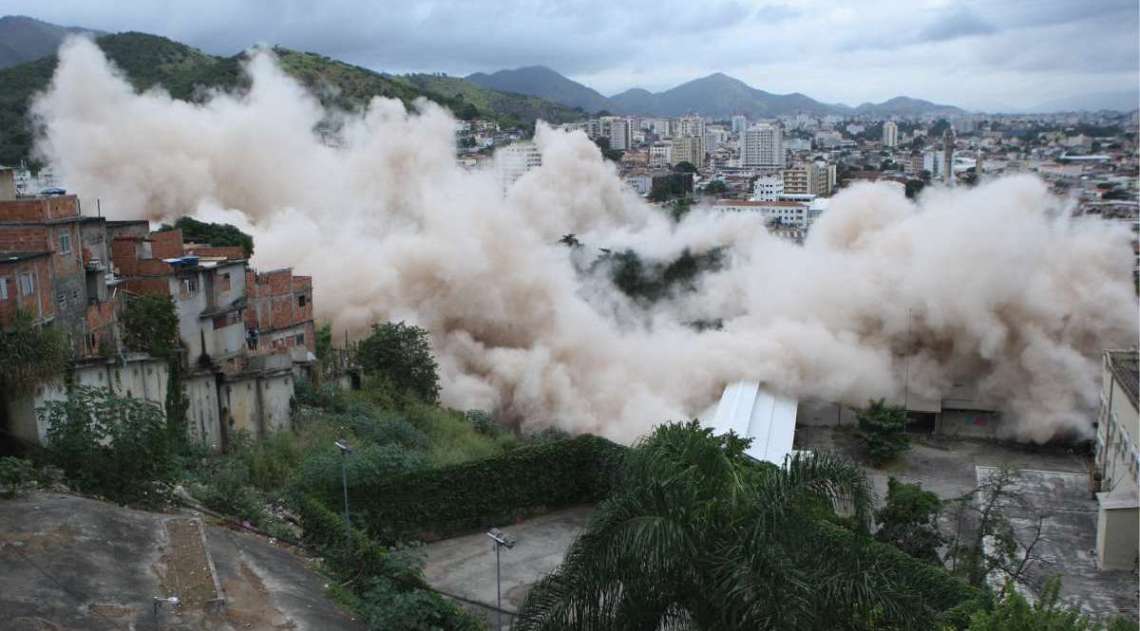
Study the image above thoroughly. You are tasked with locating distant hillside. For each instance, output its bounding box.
[0,15,103,69]
[467,65,611,113]
[400,73,583,128]
[0,31,584,167]
[466,65,967,118]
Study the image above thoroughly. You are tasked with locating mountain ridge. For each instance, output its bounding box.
[474,65,968,117]
[0,15,104,69]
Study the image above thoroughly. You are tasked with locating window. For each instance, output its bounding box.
[295,333,305,345]
[19,272,34,296]
[298,294,307,307]
[0,277,7,301]
[59,233,71,255]
[221,272,231,292]
[182,277,198,296]
[57,292,66,306]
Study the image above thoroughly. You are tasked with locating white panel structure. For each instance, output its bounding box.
[709,381,798,465]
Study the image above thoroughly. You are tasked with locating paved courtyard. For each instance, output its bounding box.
[796,426,1139,621]
[423,505,593,629]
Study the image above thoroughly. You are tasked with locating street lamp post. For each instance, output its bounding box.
[335,440,353,532]
[486,527,516,630]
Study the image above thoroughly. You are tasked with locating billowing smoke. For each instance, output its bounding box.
[30,38,1137,442]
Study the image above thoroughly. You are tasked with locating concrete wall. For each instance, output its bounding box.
[935,409,1001,439]
[185,373,222,451]
[220,371,295,439]
[1096,502,1139,570]
[1099,372,1139,497]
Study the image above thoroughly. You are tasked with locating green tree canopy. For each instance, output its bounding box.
[159,216,254,257]
[876,477,944,564]
[0,311,71,394]
[518,421,978,630]
[356,322,441,404]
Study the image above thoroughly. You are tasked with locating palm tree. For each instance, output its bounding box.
[517,421,976,630]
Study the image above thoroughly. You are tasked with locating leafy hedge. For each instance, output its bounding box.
[297,495,482,630]
[347,435,625,542]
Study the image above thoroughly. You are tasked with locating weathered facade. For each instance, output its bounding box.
[1094,350,1139,571]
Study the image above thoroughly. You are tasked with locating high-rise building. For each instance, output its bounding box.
[731,115,747,135]
[743,123,784,168]
[496,141,543,190]
[672,135,705,169]
[942,128,955,185]
[882,121,898,147]
[676,116,706,139]
[649,141,673,168]
[782,166,812,196]
[812,161,836,197]
[602,117,633,151]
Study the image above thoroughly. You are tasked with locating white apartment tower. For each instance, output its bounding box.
[672,135,706,169]
[731,115,748,134]
[496,141,543,190]
[882,121,898,147]
[743,123,784,168]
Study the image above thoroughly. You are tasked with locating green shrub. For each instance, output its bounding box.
[41,386,175,506]
[191,457,268,525]
[346,435,624,543]
[0,311,71,394]
[967,577,1137,630]
[296,494,482,630]
[357,322,440,404]
[875,477,944,564]
[856,398,910,466]
[0,456,35,497]
[295,443,428,509]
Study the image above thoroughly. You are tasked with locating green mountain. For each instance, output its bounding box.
[0,15,103,69]
[466,65,611,113]
[0,31,584,167]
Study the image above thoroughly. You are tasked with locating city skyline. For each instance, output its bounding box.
[5,0,1138,113]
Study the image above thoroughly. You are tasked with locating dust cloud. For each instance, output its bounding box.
[30,38,1138,442]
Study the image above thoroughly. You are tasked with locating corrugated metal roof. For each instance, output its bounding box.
[709,381,798,465]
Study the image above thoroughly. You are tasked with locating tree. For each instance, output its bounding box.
[703,180,727,195]
[673,160,697,173]
[0,311,71,394]
[518,421,979,630]
[855,399,910,466]
[905,179,926,199]
[357,322,441,404]
[121,294,180,359]
[668,197,692,222]
[875,477,944,564]
[945,466,1048,591]
[158,216,254,256]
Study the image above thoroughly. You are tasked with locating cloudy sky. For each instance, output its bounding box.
[9,0,1139,111]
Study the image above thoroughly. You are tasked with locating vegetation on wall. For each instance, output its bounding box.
[0,311,71,394]
[121,293,188,445]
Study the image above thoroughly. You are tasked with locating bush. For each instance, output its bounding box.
[856,399,910,466]
[346,435,624,543]
[0,311,71,394]
[297,495,482,631]
[967,577,1137,630]
[41,386,175,506]
[295,443,428,509]
[0,456,34,497]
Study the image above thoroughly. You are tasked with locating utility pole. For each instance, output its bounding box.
[486,528,516,630]
[335,440,353,533]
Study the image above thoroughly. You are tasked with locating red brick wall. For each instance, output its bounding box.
[111,238,140,276]
[0,225,49,252]
[0,195,80,222]
[185,245,245,260]
[151,229,184,259]
[0,257,55,327]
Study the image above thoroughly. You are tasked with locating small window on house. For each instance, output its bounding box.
[59,233,71,255]
[0,277,8,301]
[71,289,79,301]
[298,294,307,307]
[295,334,305,345]
[57,292,66,306]
[221,273,231,291]
[182,277,198,296]
[18,272,34,296]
